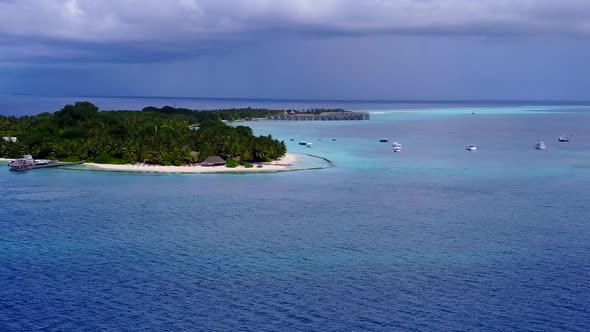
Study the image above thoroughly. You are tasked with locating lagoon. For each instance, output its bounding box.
[1,99,589,331]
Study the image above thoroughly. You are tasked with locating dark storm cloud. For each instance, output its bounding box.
[1,0,590,64]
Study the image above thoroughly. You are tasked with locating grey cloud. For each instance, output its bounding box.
[1,0,590,39]
[1,0,589,63]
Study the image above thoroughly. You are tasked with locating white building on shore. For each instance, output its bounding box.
[2,137,17,143]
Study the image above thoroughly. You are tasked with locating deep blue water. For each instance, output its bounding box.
[2,94,590,115]
[1,98,590,331]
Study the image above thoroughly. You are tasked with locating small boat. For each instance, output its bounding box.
[290,138,294,141]
[558,136,569,142]
[535,142,546,150]
[7,154,82,172]
[8,154,34,172]
[392,142,403,152]
[332,138,337,141]
[466,145,477,151]
[8,159,32,172]
[306,143,313,148]
[379,138,389,143]
[298,141,308,146]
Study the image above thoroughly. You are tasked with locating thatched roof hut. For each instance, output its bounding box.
[201,156,225,167]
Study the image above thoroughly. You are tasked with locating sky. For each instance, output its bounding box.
[1,0,590,100]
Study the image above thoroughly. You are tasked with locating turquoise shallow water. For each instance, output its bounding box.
[246,106,590,175]
[1,104,590,331]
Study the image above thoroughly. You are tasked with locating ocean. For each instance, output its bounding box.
[1,96,589,331]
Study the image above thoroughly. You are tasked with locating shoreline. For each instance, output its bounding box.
[1,153,334,174]
[83,153,303,174]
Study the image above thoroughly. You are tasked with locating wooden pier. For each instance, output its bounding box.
[268,111,370,121]
[31,161,84,169]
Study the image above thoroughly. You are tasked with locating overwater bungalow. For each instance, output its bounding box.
[268,112,370,121]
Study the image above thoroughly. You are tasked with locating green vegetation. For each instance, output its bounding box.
[241,161,254,168]
[307,108,346,115]
[92,153,127,165]
[0,102,288,165]
[60,156,81,163]
[140,106,346,121]
[225,159,239,168]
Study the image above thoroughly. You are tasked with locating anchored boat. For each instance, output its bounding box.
[392,142,403,152]
[8,156,33,172]
[466,145,477,151]
[535,142,546,150]
[8,155,83,172]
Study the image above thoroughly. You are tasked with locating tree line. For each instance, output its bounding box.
[0,102,294,165]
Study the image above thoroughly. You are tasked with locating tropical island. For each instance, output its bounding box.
[0,102,341,172]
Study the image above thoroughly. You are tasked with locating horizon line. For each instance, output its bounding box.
[3,93,590,105]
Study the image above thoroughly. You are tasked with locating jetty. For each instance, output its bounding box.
[268,111,370,121]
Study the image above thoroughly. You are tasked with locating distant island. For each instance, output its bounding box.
[0,102,349,167]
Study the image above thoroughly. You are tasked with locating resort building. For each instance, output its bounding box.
[201,156,226,167]
[2,137,17,143]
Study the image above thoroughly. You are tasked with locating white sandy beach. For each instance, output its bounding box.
[83,153,298,174]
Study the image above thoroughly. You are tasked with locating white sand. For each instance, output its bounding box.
[83,153,298,174]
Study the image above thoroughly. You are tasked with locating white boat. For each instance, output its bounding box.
[306,143,313,148]
[535,142,546,150]
[558,135,569,142]
[8,155,51,172]
[8,156,33,172]
[392,142,403,152]
[466,145,477,151]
